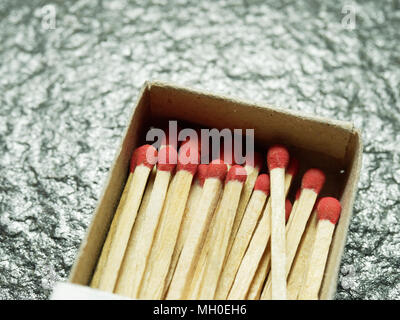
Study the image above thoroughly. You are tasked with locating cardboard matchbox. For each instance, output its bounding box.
[53,81,362,300]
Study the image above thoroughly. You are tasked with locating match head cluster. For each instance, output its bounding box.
[101,133,344,301]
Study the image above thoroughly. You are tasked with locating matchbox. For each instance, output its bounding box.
[56,81,362,300]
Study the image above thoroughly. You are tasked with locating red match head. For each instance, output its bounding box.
[157,145,178,172]
[267,145,290,171]
[285,199,293,222]
[176,142,200,175]
[225,165,247,184]
[317,197,341,224]
[207,159,228,181]
[245,152,264,171]
[219,144,235,166]
[196,164,208,187]
[254,174,270,196]
[287,157,299,177]
[301,168,326,194]
[181,136,201,151]
[130,144,158,172]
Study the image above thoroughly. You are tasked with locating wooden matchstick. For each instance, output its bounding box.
[186,198,221,299]
[197,165,247,299]
[286,189,301,232]
[92,144,157,292]
[228,158,298,300]
[90,166,156,288]
[298,197,341,300]
[166,160,228,299]
[114,146,177,298]
[260,168,326,299]
[139,143,199,299]
[227,153,263,256]
[287,205,318,300]
[244,198,292,300]
[215,173,270,299]
[163,164,208,296]
[267,145,290,300]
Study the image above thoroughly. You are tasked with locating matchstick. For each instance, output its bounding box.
[185,169,228,299]
[298,197,341,300]
[267,145,290,300]
[197,165,247,299]
[287,205,318,300]
[92,144,157,292]
[90,166,157,288]
[114,145,177,298]
[215,173,270,299]
[186,198,221,299]
[227,153,263,256]
[163,164,208,295]
[166,160,228,299]
[260,168,326,299]
[228,158,298,300]
[139,143,199,299]
[244,198,292,300]
[286,189,301,232]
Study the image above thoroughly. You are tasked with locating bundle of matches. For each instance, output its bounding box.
[90,137,343,301]
[91,144,157,291]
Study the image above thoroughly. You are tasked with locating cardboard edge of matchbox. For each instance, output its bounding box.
[67,80,362,300]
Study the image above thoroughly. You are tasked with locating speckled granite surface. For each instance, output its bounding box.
[0,0,399,300]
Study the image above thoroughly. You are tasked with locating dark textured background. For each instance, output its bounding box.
[0,0,399,300]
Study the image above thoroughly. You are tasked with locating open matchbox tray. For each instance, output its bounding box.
[51,81,362,300]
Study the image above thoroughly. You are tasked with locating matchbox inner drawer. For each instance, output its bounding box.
[69,81,362,300]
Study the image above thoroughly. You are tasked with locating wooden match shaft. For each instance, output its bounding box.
[286,189,301,234]
[115,146,177,297]
[260,169,325,299]
[260,190,317,299]
[139,147,198,299]
[239,199,291,300]
[186,164,233,299]
[227,155,262,258]
[197,166,247,299]
[267,145,290,300]
[186,164,234,299]
[163,165,207,295]
[91,166,156,288]
[246,243,271,299]
[270,167,287,299]
[228,169,296,300]
[166,162,227,299]
[92,145,157,292]
[90,173,134,289]
[287,209,318,300]
[298,197,341,300]
[215,174,269,299]
[186,196,222,299]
